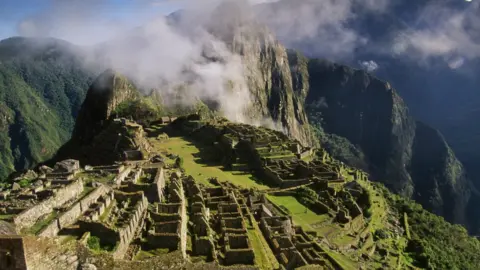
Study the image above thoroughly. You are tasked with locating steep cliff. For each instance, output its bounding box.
[52,70,143,165]
[302,58,471,226]
[72,69,139,144]
[199,1,315,146]
[410,121,469,223]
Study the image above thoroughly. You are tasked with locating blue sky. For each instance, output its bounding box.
[0,0,182,42]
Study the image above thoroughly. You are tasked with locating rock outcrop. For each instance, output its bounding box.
[72,69,139,144]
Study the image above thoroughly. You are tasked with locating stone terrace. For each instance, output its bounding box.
[143,173,187,258]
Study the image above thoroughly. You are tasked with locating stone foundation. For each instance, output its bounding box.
[13,179,84,232]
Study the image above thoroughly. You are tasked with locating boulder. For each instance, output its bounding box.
[13,170,38,182]
[81,264,97,270]
[150,155,164,163]
[0,221,17,235]
[53,159,80,173]
[12,183,21,191]
[39,165,54,175]
[34,180,43,187]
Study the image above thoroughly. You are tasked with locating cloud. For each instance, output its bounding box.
[391,1,480,68]
[360,60,379,72]
[252,0,390,59]
[16,0,264,124]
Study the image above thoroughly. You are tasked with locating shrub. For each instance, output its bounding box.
[175,157,184,169]
[18,179,30,188]
[87,236,101,251]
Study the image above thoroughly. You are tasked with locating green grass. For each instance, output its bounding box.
[99,201,115,222]
[150,137,269,190]
[332,234,356,246]
[27,211,58,235]
[135,248,171,260]
[246,212,279,269]
[79,172,115,185]
[87,235,117,253]
[0,214,16,220]
[358,179,387,231]
[323,248,358,270]
[266,195,329,231]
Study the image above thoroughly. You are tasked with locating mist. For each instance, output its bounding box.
[18,0,261,124]
[12,0,480,126]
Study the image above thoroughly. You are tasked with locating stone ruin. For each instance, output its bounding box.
[144,174,187,259]
[0,118,378,270]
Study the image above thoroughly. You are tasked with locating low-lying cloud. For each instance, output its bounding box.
[360,60,379,72]
[18,0,259,123]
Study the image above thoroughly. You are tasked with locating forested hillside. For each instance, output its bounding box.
[0,37,93,180]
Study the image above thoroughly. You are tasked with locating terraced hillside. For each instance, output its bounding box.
[6,114,475,269]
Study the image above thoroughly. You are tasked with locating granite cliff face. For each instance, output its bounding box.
[233,30,314,146]
[301,58,471,226]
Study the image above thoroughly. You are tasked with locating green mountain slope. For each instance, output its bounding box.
[0,37,93,180]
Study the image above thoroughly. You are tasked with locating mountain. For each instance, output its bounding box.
[8,84,480,269]
[166,1,314,147]
[256,0,480,230]
[72,69,140,144]
[0,37,93,180]
[285,55,474,229]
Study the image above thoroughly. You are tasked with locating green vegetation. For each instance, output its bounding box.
[175,157,184,169]
[150,136,269,190]
[87,235,116,252]
[267,195,329,232]
[377,184,480,270]
[18,178,33,188]
[245,211,279,269]
[26,211,58,235]
[322,248,358,270]
[247,227,279,269]
[135,249,171,260]
[295,186,319,208]
[0,214,16,220]
[307,117,368,171]
[113,98,163,122]
[0,37,92,180]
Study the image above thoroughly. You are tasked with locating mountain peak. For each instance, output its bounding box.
[72,70,139,144]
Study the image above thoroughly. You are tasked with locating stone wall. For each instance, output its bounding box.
[154,167,166,202]
[0,236,27,270]
[114,167,132,185]
[194,237,214,255]
[78,220,119,246]
[146,234,180,249]
[120,167,165,203]
[113,192,148,259]
[39,185,111,237]
[13,179,84,232]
